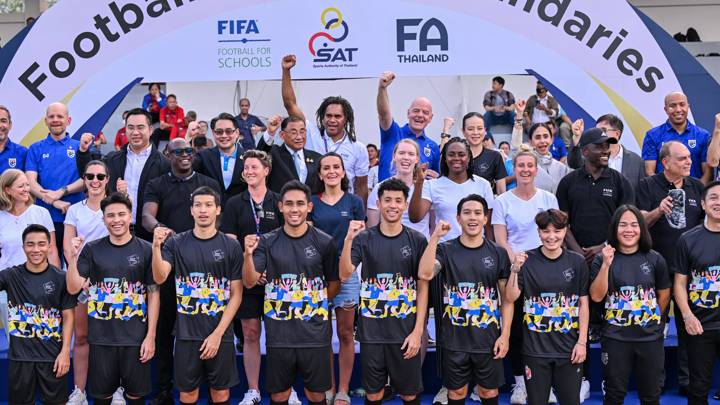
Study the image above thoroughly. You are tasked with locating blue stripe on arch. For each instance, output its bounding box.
[526,69,596,125]
[72,77,143,139]
[0,25,33,84]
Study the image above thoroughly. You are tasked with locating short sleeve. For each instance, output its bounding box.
[421,179,434,203]
[701,130,709,162]
[64,204,79,227]
[323,239,339,282]
[577,257,590,296]
[435,243,447,274]
[24,144,40,173]
[38,206,55,231]
[350,233,364,267]
[430,144,441,174]
[494,154,508,180]
[589,254,603,283]
[556,176,570,213]
[413,234,429,279]
[160,235,177,268]
[353,142,370,178]
[547,193,559,210]
[506,91,516,106]
[142,243,156,287]
[252,236,268,274]
[367,185,379,210]
[76,243,93,279]
[479,178,496,210]
[635,178,652,211]
[496,245,511,279]
[672,235,689,276]
[0,269,8,290]
[144,178,162,204]
[641,130,658,161]
[229,240,243,281]
[653,252,671,290]
[308,195,320,223]
[491,197,506,226]
[380,120,401,143]
[60,282,78,311]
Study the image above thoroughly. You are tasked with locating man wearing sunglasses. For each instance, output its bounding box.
[194,112,247,204]
[522,81,559,132]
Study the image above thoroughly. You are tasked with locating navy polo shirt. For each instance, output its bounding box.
[641,120,710,179]
[0,140,28,173]
[25,134,83,221]
[378,120,440,181]
[234,114,264,150]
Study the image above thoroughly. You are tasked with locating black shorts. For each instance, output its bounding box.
[174,340,239,392]
[9,360,68,405]
[237,293,263,319]
[88,345,151,398]
[265,346,332,394]
[442,349,504,390]
[360,343,423,396]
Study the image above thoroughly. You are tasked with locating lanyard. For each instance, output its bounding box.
[221,146,239,171]
[322,132,346,154]
[249,198,262,236]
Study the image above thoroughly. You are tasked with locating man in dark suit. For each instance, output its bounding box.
[257,115,321,193]
[76,108,169,242]
[567,114,646,190]
[194,112,247,203]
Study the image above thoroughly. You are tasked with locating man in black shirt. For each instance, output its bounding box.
[244,180,339,405]
[674,181,720,405]
[152,186,243,405]
[340,178,428,405]
[1,224,75,405]
[66,193,159,405]
[418,194,512,405]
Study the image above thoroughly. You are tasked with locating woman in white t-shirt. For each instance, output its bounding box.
[491,145,559,402]
[63,160,111,404]
[367,139,430,238]
[408,137,495,242]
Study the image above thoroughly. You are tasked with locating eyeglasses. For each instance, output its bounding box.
[84,173,107,181]
[171,148,194,156]
[600,127,620,134]
[213,128,236,136]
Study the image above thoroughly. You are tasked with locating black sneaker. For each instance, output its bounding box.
[382,385,396,402]
[150,390,174,405]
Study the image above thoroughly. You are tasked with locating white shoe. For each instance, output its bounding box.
[288,389,302,405]
[433,386,448,404]
[580,378,591,403]
[548,388,558,404]
[510,382,527,404]
[111,387,125,405]
[469,390,482,402]
[238,389,261,405]
[67,386,88,405]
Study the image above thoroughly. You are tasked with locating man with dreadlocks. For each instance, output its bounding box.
[280,54,369,205]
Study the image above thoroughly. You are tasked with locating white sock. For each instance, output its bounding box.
[515,375,524,385]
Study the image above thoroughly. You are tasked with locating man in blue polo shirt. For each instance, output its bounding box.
[25,102,84,258]
[0,106,27,173]
[642,92,711,182]
[377,71,441,181]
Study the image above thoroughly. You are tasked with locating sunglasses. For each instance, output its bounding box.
[84,173,107,181]
[171,148,194,156]
[213,128,236,136]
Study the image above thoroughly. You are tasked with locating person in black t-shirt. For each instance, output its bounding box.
[506,209,589,405]
[244,180,339,405]
[152,186,243,405]
[589,205,670,405]
[674,181,720,405]
[340,178,428,405]
[1,224,75,405]
[66,193,159,404]
[418,194,512,405]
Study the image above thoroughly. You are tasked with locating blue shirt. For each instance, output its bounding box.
[0,140,28,173]
[25,134,83,221]
[642,120,710,179]
[309,193,365,255]
[234,114,265,151]
[504,158,516,190]
[379,120,440,181]
[551,136,567,161]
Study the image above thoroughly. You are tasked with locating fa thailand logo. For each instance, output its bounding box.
[7,158,16,168]
[688,139,697,149]
[562,268,575,282]
[423,145,431,157]
[483,256,495,268]
[396,18,449,63]
[401,245,412,258]
[212,249,225,262]
[304,246,318,258]
[66,148,75,158]
[43,281,56,295]
[308,8,358,63]
[127,254,140,266]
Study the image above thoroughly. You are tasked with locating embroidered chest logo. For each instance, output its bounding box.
[304,246,318,258]
[562,268,575,282]
[127,254,140,267]
[8,158,16,168]
[43,281,56,295]
[212,249,225,262]
[688,139,697,149]
[423,145,431,157]
[400,245,412,258]
[483,256,496,268]
[640,262,652,275]
[602,188,614,198]
[67,148,75,158]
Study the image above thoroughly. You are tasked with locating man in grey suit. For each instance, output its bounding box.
[567,114,646,190]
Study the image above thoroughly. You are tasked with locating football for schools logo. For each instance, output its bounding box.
[308,8,358,68]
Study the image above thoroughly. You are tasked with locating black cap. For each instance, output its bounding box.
[578,128,618,148]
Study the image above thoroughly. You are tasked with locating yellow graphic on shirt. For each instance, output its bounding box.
[689,266,720,309]
[88,277,147,321]
[443,282,499,329]
[605,285,661,327]
[264,274,329,321]
[360,273,416,319]
[523,293,579,334]
[175,273,229,317]
[8,301,62,341]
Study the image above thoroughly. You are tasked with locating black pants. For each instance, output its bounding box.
[523,356,582,405]
[687,329,720,405]
[509,299,524,376]
[601,338,663,405]
[155,278,176,394]
[53,221,65,267]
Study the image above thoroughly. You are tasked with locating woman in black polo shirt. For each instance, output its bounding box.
[220,150,282,405]
[589,205,670,405]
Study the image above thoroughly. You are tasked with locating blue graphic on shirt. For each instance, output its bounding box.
[360,273,416,319]
[88,277,147,321]
[443,282,500,328]
[523,292,579,333]
[175,273,229,316]
[264,273,329,321]
[689,266,720,309]
[605,285,661,327]
[8,302,62,341]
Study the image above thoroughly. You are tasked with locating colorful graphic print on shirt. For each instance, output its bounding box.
[175,273,229,317]
[264,273,329,321]
[689,265,720,309]
[360,273,416,319]
[523,292,579,334]
[88,277,147,321]
[604,285,661,327]
[443,282,500,329]
[8,301,62,341]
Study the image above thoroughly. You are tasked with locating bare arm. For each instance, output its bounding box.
[377,72,395,131]
[141,202,160,233]
[418,223,450,281]
[589,261,610,303]
[48,232,60,269]
[577,295,589,345]
[62,224,77,265]
[494,280,514,359]
[366,208,380,228]
[707,113,720,168]
[280,55,305,121]
[658,288,671,315]
[505,271,521,303]
[139,285,160,363]
[408,171,431,222]
[25,171,46,199]
[354,176,368,207]
[701,163,712,185]
[495,179,506,195]
[212,280,243,337]
[54,308,74,377]
[151,228,172,285]
[644,160,657,177]
[242,235,262,289]
[492,224,514,260]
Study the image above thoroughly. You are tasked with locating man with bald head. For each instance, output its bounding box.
[376,71,440,181]
[25,102,84,258]
[642,92,711,182]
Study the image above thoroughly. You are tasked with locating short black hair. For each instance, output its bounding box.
[191,186,221,206]
[440,137,473,179]
[607,205,652,252]
[280,180,311,201]
[281,115,305,131]
[22,224,50,243]
[499,141,510,149]
[148,82,161,92]
[457,194,488,215]
[492,76,505,86]
[596,114,624,134]
[101,192,132,213]
[462,112,484,130]
[166,94,177,101]
[367,143,378,151]
[702,180,720,200]
[210,112,238,130]
[535,209,568,230]
[377,178,409,200]
[125,107,152,127]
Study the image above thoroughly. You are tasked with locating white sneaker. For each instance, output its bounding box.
[548,388,558,404]
[510,382,527,404]
[238,389,261,405]
[67,386,88,405]
[288,389,302,405]
[469,389,482,402]
[433,386,448,404]
[580,378,591,403]
[111,387,125,405]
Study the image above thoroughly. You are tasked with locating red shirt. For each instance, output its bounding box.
[114,127,128,149]
[160,106,186,140]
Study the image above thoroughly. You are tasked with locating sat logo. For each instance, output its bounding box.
[308,8,358,63]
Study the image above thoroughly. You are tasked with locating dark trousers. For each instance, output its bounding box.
[523,356,582,405]
[155,278,176,394]
[509,299,524,376]
[53,221,65,267]
[601,338,663,405]
[687,329,720,405]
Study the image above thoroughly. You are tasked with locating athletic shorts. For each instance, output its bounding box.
[442,349,504,390]
[360,343,423,396]
[174,340,239,392]
[237,293,263,319]
[265,346,332,394]
[9,360,68,405]
[332,272,360,308]
[88,345,151,398]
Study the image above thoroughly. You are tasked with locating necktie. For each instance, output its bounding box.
[294,152,307,183]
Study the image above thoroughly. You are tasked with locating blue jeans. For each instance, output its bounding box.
[483,111,516,129]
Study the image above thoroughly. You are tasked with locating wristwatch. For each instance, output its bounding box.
[440,132,451,139]
[61,186,68,196]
